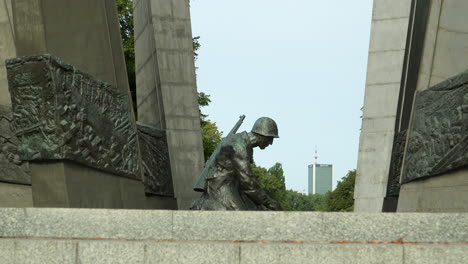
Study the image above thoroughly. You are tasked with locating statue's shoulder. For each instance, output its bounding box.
[229,131,248,144]
[228,131,250,155]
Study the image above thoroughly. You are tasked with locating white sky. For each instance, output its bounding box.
[190,0,373,192]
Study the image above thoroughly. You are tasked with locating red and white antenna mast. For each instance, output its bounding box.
[314,146,318,165]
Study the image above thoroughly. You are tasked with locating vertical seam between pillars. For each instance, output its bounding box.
[38,0,48,52]
[427,0,443,88]
[170,210,174,240]
[105,0,143,181]
[22,208,28,237]
[101,0,119,90]
[321,213,326,241]
[74,242,80,264]
[4,0,15,43]
[402,244,407,264]
[61,163,70,206]
[238,244,242,264]
[146,0,166,130]
[142,244,148,264]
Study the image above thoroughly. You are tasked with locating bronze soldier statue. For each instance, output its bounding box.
[191,116,282,210]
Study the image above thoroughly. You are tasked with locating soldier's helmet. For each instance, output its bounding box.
[251,117,279,138]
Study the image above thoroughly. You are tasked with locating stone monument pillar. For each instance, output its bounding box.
[356,0,468,212]
[0,0,177,209]
[11,0,129,94]
[354,0,413,212]
[134,0,204,209]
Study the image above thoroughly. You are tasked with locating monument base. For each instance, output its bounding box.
[0,209,466,263]
[145,195,177,210]
[398,168,468,212]
[31,161,149,209]
[0,182,32,207]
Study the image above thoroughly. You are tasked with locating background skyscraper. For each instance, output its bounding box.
[308,163,333,195]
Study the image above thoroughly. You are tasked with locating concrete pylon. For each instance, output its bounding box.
[134,0,204,209]
[0,0,146,208]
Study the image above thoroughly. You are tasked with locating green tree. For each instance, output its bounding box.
[252,164,285,204]
[268,163,285,190]
[116,0,136,112]
[326,170,356,212]
[251,162,329,211]
[309,193,329,211]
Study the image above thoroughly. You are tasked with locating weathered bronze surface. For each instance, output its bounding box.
[191,116,281,211]
[6,55,140,179]
[402,70,468,183]
[386,130,406,196]
[137,123,174,196]
[0,105,31,184]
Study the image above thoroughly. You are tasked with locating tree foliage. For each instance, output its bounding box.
[116,0,136,113]
[252,163,355,212]
[199,112,223,161]
[252,163,330,211]
[252,164,285,203]
[326,170,356,212]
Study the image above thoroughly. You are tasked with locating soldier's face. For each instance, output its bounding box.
[259,136,274,149]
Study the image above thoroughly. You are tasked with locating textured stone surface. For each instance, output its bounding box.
[78,241,145,264]
[0,0,16,106]
[0,105,31,185]
[173,211,325,241]
[0,209,468,263]
[398,169,468,212]
[15,239,77,264]
[0,239,16,263]
[0,182,32,207]
[323,213,406,242]
[23,208,173,240]
[403,245,468,264]
[401,213,468,242]
[6,55,140,179]
[145,242,240,264]
[0,208,26,237]
[1,239,467,264]
[0,239,77,263]
[1,209,468,244]
[402,70,468,182]
[372,0,412,20]
[240,244,403,264]
[137,123,174,196]
[30,161,148,209]
[323,212,468,243]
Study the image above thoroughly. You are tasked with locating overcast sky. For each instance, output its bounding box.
[190,0,373,192]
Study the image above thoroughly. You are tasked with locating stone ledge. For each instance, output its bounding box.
[0,239,467,264]
[0,209,467,244]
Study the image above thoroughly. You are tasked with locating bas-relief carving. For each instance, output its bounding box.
[6,55,140,179]
[137,123,174,196]
[386,130,406,196]
[0,105,31,184]
[402,70,468,183]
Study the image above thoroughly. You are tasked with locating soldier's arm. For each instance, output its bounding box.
[233,152,281,210]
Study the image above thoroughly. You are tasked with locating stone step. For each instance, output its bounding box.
[0,208,467,263]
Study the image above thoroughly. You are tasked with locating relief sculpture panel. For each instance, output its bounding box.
[137,123,174,196]
[0,105,31,184]
[402,70,468,183]
[6,55,140,179]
